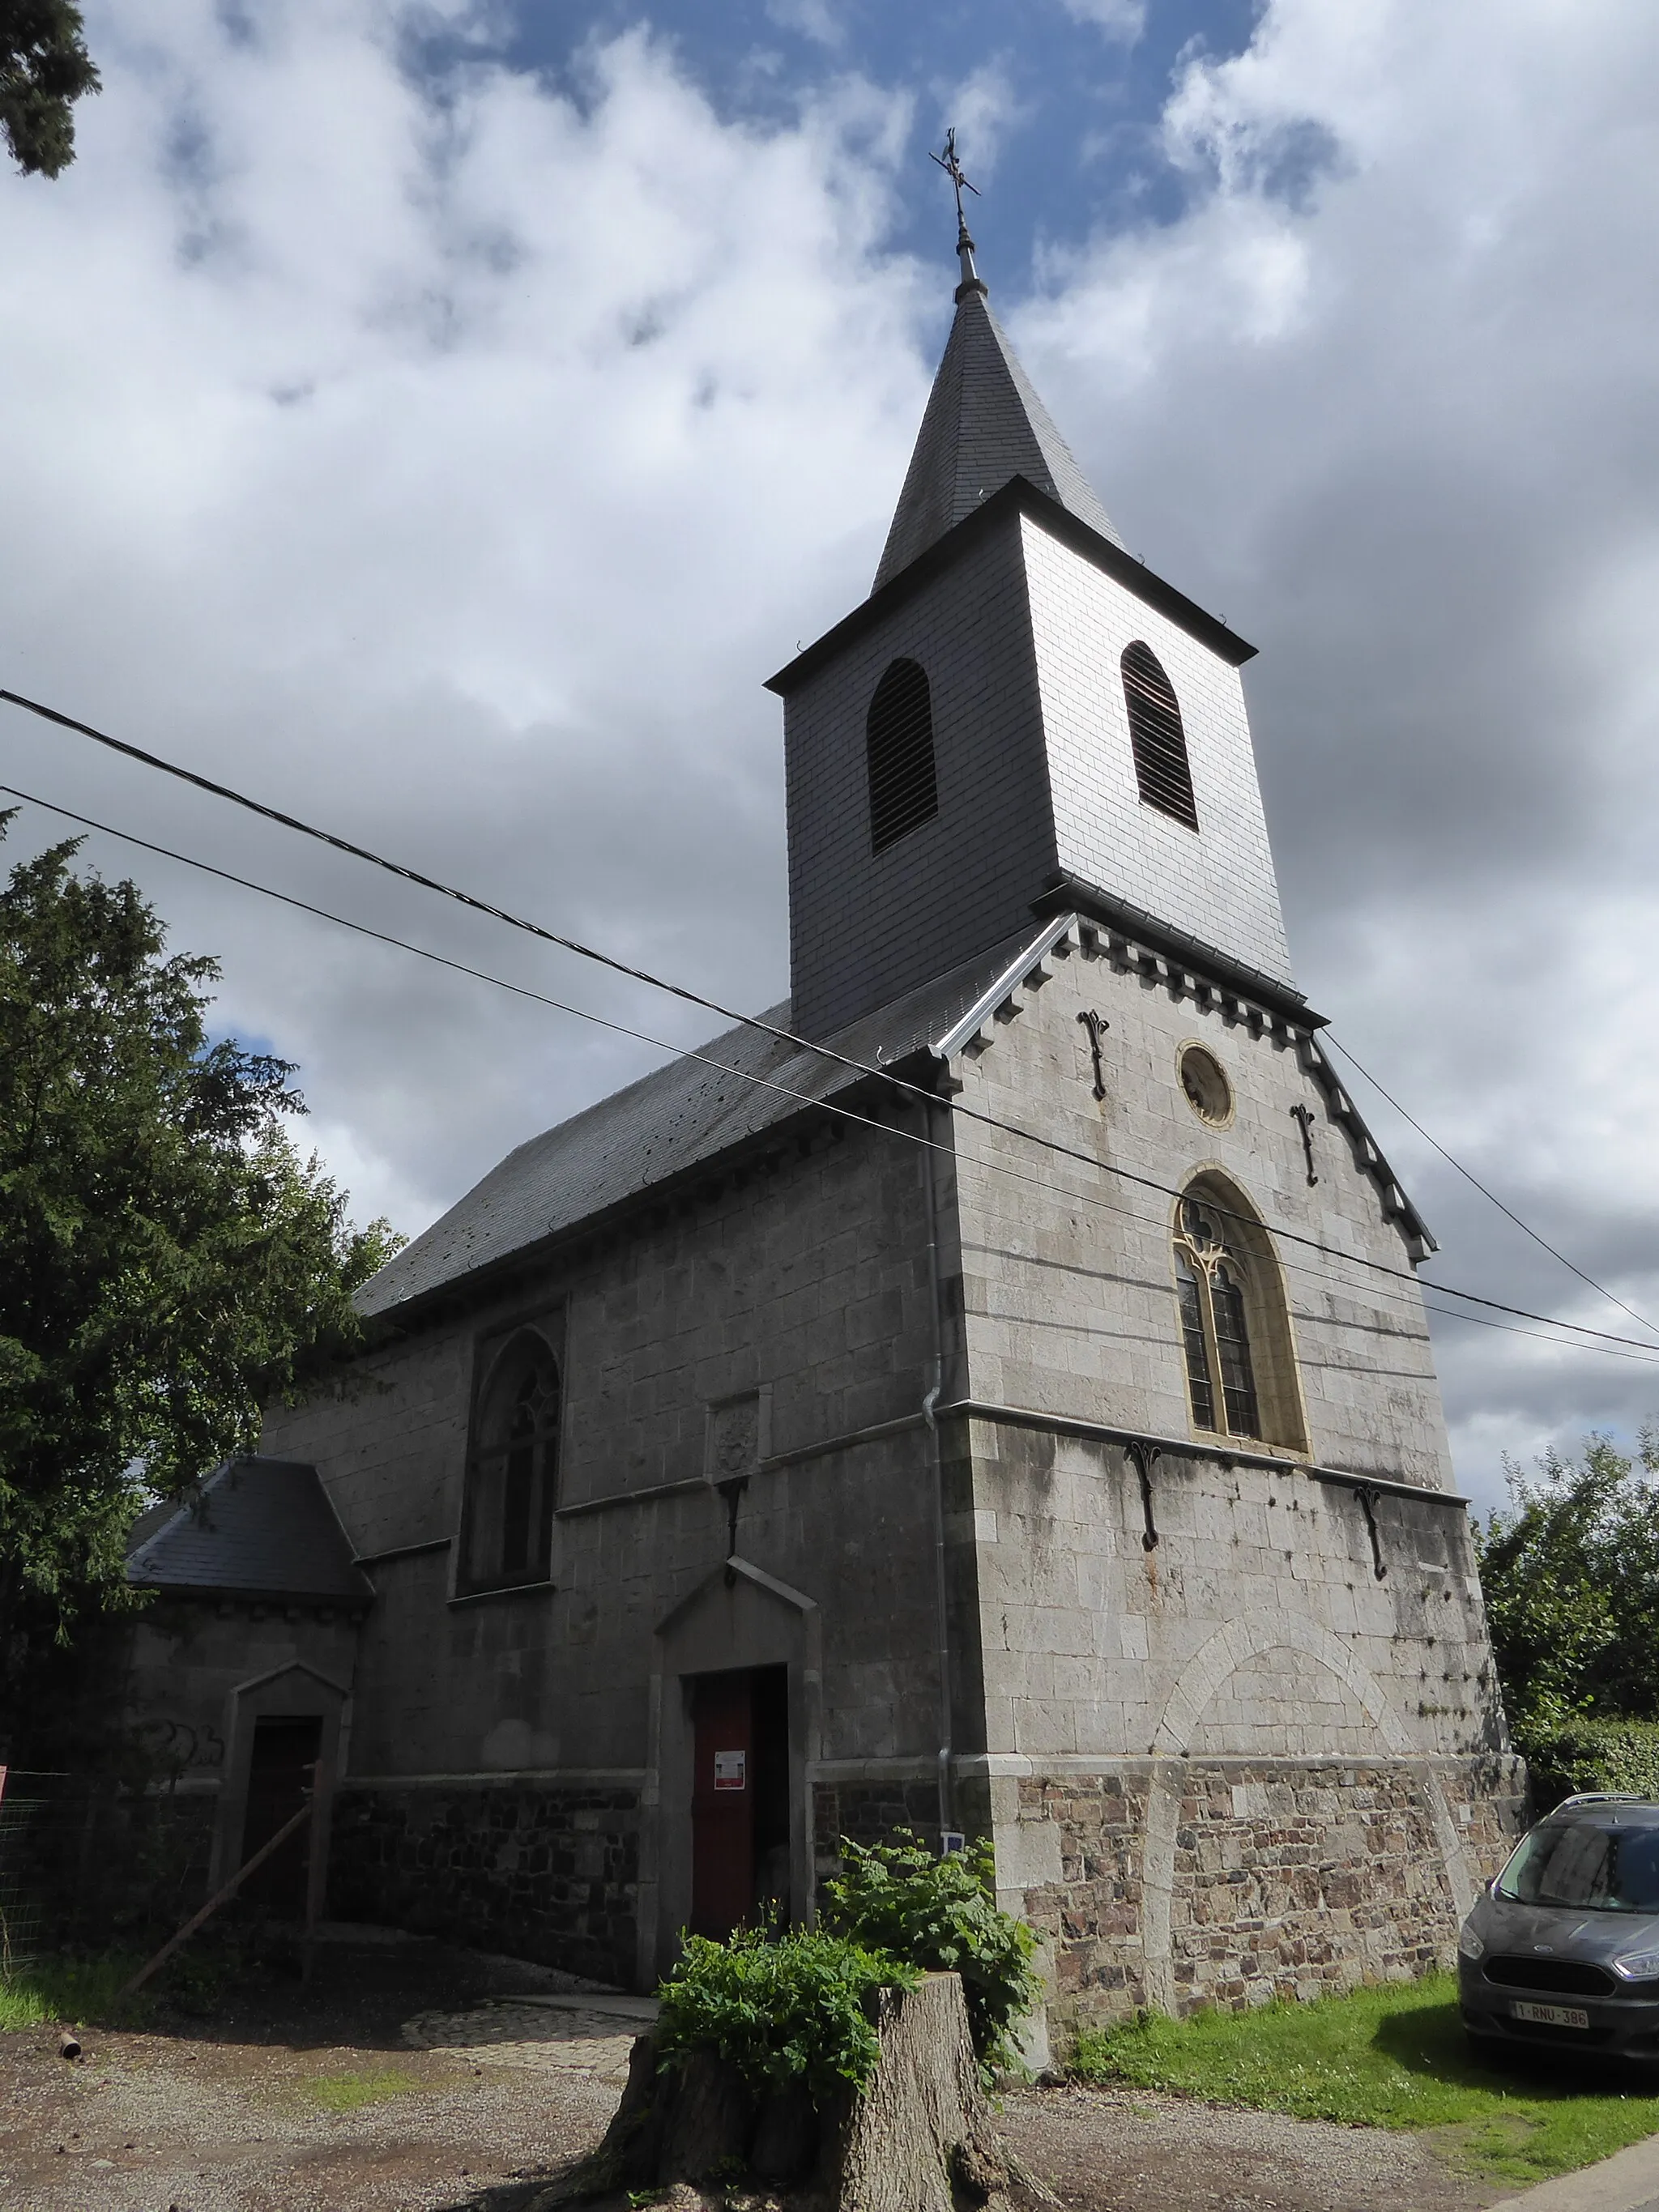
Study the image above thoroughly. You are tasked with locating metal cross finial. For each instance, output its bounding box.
[930,126,979,232]
[930,127,986,298]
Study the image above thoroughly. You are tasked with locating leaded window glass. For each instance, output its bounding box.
[465,1332,561,1590]
[1174,1196,1263,1441]
[1175,1252,1215,1431]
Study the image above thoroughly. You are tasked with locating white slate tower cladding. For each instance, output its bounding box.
[774,259,1294,1039]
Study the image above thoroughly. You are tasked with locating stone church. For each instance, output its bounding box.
[123,217,1522,2035]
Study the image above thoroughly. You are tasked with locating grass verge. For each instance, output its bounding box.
[0,1953,147,2031]
[0,1936,253,2030]
[305,2068,419,2112]
[1070,1972,1659,2186]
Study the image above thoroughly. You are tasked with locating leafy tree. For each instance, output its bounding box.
[0,816,399,1669]
[2,0,99,178]
[1473,1430,1659,1736]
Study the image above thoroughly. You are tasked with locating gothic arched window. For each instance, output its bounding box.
[1172,1177,1306,1451]
[866,657,938,853]
[1122,641,1199,831]
[463,1331,561,1590]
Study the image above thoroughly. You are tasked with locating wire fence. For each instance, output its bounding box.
[0,1771,77,1974]
[0,1766,217,1975]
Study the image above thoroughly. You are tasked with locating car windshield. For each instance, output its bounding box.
[1496,1820,1659,1912]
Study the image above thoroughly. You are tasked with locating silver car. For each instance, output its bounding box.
[1459,1794,1659,2060]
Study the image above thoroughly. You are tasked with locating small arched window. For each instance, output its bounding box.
[1172,1178,1306,1451]
[1122,641,1198,831]
[464,1332,561,1589]
[866,657,938,854]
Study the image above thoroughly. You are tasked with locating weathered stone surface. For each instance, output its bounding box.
[329,1782,640,1984]
[1017,1754,1525,2032]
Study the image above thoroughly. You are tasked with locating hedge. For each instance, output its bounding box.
[1514,1717,1659,1811]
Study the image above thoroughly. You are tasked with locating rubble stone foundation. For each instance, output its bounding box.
[329,1781,640,1984]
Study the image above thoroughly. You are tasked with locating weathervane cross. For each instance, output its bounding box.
[930,127,986,297]
[929,126,979,235]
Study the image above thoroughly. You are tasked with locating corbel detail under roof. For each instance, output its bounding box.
[928,912,1435,1262]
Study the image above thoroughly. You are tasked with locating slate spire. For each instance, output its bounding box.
[873,179,1124,593]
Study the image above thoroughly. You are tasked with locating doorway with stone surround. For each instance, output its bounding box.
[688,1663,790,1938]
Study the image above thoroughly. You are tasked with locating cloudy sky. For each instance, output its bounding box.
[2,0,1657,1511]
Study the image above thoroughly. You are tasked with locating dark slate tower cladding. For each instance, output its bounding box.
[770,223,1299,1041]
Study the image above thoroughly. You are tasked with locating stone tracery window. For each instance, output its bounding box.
[463,1329,561,1591]
[1172,1178,1306,1451]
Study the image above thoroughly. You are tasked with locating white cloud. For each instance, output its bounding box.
[928,59,1025,183]
[765,0,844,49]
[1057,0,1146,44]
[0,5,924,1232]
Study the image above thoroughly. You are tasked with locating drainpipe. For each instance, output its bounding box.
[920,1094,954,1841]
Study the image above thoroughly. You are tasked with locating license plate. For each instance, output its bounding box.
[1512,2000,1589,2029]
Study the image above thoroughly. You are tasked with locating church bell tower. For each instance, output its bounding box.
[769,177,1299,1040]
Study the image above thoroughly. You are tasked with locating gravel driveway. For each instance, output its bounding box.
[0,1937,1505,2212]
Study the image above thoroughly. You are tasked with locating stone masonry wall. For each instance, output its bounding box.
[946,927,1459,1487]
[262,1116,952,1791]
[812,1779,943,1886]
[1015,1754,1526,2031]
[328,1783,640,1985]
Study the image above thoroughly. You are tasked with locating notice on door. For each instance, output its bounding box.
[713,1749,747,1791]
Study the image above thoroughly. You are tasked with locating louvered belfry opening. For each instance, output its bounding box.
[865,657,939,854]
[1122,641,1199,831]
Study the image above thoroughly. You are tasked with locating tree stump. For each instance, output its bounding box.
[535,1971,1039,2208]
[819,1973,1015,2211]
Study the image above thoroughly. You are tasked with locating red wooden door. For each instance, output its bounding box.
[689,1672,754,1938]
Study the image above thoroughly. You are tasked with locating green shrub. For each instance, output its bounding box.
[1512,1716,1659,1811]
[656,1926,917,2103]
[825,1831,1039,2073]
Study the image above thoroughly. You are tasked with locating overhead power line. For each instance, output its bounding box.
[1324,1030,1659,1344]
[1420,1300,1659,1367]
[13,771,1659,1381]
[3,685,1656,1359]
[9,769,1659,1381]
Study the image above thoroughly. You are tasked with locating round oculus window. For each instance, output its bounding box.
[1179,1044,1233,1127]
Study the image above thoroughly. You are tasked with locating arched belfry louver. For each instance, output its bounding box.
[865,658,939,854]
[1122,641,1199,832]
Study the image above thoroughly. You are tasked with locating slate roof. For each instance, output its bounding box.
[872,286,1124,592]
[357,927,1056,1320]
[126,1456,372,1602]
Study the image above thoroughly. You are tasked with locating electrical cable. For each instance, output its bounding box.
[3,686,1655,1355]
[0,778,1565,1376]
[7,774,1659,1376]
[1421,1299,1659,1366]
[1324,1030,1659,1343]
